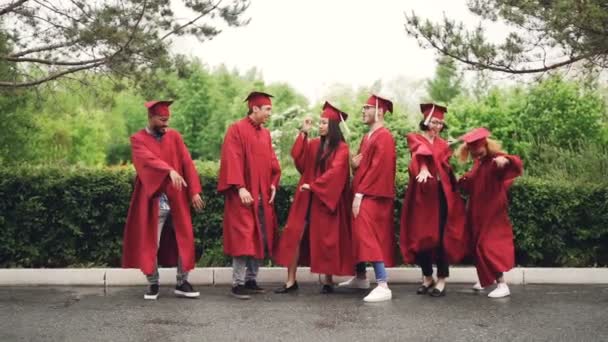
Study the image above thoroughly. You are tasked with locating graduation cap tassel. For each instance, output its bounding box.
[340,112,350,137]
[424,104,435,126]
[374,98,379,122]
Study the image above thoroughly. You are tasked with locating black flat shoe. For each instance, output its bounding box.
[416,281,435,295]
[320,284,334,294]
[429,286,446,297]
[274,281,299,294]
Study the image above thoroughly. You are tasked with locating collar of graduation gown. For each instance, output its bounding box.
[145,126,164,140]
[246,116,262,130]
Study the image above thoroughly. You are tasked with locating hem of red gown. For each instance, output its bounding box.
[399,252,416,265]
[477,266,514,287]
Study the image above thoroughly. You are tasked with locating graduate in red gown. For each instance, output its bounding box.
[399,103,466,297]
[218,91,281,300]
[456,128,523,298]
[122,100,205,300]
[274,102,354,294]
[338,94,397,303]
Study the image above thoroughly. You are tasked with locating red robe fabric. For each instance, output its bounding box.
[399,133,466,264]
[458,153,523,287]
[351,127,397,267]
[122,129,202,275]
[218,117,281,259]
[274,134,354,276]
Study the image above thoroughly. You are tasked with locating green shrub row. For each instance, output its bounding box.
[1,166,606,267]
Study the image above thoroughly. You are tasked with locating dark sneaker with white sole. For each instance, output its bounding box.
[144,284,160,300]
[231,285,252,300]
[174,281,200,298]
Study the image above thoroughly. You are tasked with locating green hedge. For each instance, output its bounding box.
[0,166,606,268]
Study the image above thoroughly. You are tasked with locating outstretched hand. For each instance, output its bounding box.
[493,156,510,168]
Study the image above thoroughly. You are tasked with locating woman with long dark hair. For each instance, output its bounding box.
[400,103,466,297]
[274,102,354,294]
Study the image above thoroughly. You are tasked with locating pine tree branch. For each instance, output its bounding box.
[4,56,106,66]
[160,0,222,41]
[0,0,29,16]
[0,61,106,88]
[9,41,77,58]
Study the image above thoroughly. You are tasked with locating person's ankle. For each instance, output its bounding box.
[377,281,389,288]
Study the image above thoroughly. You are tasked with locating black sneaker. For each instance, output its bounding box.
[320,284,334,294]
[144,284,159,300]
[244,280,265,294]
[231,285,252,300]
[174,280,200,298]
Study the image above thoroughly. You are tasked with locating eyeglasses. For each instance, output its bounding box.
[430,120,445,126]
[362,105,375,110]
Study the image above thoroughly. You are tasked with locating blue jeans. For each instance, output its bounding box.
[356,262,388,283]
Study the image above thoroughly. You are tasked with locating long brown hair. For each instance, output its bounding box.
[456,138,506,163]
[315,120,345,173]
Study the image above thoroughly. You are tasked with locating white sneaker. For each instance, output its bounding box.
[337,277,370,289]
[363,286,392,302]
[488,283,510,298]
[472,282,484,291]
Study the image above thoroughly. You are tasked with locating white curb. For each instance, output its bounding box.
[0,267,606,286]
[523,267,608,284]
[0,268,105,286]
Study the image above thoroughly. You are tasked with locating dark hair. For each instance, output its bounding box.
[315,120,345,173]
[419,119,448,132]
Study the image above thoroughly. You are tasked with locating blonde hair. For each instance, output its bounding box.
[456,138,506,163]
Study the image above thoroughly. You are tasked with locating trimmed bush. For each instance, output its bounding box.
[0,166,606,267]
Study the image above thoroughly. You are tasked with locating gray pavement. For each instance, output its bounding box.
[1,284,607,342]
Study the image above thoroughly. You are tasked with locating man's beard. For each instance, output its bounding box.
[154,126,167,135]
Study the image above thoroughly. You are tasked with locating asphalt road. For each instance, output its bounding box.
[1,284,607,341]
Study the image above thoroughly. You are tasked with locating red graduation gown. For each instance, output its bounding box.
[399,133,466,264]
[351,127,397,267]
[458,153,523,287]
[274,134,355,276]
[122,129,202,275]
[218,117,281,259]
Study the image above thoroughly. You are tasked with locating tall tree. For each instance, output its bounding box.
[405,0,608,74]
[426,56,462,104]
[0,0,250,88]
[172,63,221,161]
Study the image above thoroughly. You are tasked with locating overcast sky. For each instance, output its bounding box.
[173,0,510,102]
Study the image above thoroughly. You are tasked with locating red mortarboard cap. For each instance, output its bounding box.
[145,100,173,117]
[321,101,348,122]
[459,127,491,149]
[420,103,447,121]
[245,91,273,109]
[366,94,393,114]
